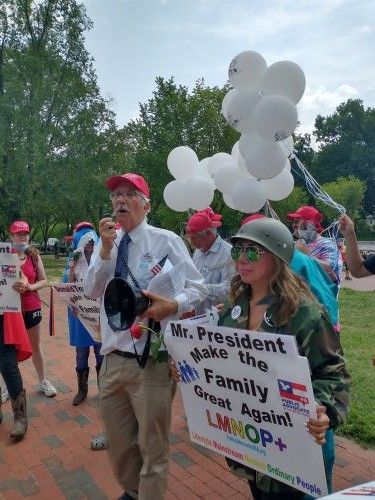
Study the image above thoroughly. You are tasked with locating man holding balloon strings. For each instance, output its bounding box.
[184,207,235,315]
[84,172,206,500]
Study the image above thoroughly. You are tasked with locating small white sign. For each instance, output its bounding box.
[0,242,21,313]
[51,282,101,342]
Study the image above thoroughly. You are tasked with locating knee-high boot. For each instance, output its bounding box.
[73,368,89,406]
[10,389,27,440]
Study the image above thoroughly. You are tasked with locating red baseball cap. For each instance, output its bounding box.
[186,208,222,234]
[105,173,150,199]
[10,221,30,234]
[287,205,323,232]
[241,213,266,226]
[74,221,94,232]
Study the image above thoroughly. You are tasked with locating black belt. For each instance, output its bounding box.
[111,349,138,359]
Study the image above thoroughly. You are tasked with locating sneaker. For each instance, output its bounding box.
[39,379,57,397]
[1,386,9,403]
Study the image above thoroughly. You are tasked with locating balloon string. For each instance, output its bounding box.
[291,156,346,214]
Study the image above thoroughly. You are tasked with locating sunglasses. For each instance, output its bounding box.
[231,245,265,262]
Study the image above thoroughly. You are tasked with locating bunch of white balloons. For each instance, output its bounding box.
[164,50,305,214]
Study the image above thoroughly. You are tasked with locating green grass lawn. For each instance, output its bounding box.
[338,288,375,447]
[42,254,67,282]
[41,255,375,446]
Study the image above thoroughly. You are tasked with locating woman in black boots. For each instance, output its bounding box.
[0,310,32,441]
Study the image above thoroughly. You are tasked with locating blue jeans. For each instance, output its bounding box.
[76,344,103,371]
[0,316,23,400]
[304,429,335,499]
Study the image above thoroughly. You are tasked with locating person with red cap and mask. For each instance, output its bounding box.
[185,208,235,314]
[9,221,57,398]
[287,206,342,285]
[84,172,206,500]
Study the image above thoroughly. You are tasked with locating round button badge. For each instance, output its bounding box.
[231,305,241,320]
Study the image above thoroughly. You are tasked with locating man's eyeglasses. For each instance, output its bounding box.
[231,245,265,262]
[109,191,145,201]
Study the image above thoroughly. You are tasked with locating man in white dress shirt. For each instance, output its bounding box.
[84,172,206,500]
[185,208,235,314]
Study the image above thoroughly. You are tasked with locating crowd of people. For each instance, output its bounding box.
[1,170,373,500]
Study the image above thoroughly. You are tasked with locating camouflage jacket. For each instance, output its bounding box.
[219,287,350,494]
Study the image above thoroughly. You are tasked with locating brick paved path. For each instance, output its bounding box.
[0,290,374,499]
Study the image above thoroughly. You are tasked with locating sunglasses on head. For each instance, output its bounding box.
[231,245,265,262]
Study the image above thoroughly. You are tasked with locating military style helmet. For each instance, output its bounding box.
[230,218,294,264]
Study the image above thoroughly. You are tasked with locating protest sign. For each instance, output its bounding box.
[0,242,21,313]
[321,481,375,498]
[165,321,327,497]
[51,283,101,342]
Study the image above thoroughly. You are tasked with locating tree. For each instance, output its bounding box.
[311,99,375,214]
[315,176,366,224]
[0,0,133,242]
[271,186,309,224]
[125,77,238,230]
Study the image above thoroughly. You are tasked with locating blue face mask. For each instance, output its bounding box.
[14,243,29,253]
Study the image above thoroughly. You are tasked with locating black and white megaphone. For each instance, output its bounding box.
[104,277,150,332]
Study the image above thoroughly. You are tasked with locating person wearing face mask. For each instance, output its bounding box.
[287,206,343,286]
[9,221,57,398]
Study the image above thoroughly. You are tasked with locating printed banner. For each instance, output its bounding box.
[0,242,21,313]
[321,481,375,498]
[51,283,101,342]
[164,321,327,497]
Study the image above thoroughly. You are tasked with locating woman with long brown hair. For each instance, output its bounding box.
[219,218,350,499]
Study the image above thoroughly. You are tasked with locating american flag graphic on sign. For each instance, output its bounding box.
[278,379,309,406]
[150,255,168,276]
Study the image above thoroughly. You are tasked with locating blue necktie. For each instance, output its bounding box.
[115,233,131,279]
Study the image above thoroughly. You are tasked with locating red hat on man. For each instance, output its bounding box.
[287,205,324,233]
[74,221,94,232]
[241,213,266,226]
[10,221,30,234]
[105,173,150,199]
[186,208,222,234]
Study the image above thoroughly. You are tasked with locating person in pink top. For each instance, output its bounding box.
[10,221,57,397]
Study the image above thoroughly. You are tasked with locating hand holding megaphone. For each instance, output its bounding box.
[99,214,117,259]
[139,290,178,322]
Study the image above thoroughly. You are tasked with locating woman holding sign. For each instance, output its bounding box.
[10,221,57,398]
[220,218,350,499]
[171,218,350,499]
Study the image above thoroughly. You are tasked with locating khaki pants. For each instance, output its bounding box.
[99,353,173,500]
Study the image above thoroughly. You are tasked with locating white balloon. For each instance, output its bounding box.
[231,178,267,213]
[254,95,298,142]
[231,141,240,162]
[185,178,215,210]
[239,134,287,179]
[207,152,233,177]
[221,89,237,119]
[224,90,261,133]
[163,180,190,212]
[167,146,199,180]
[214,166,246,194]
[261,61,306,104]
[279,135,295,157]
[223,192,236,210]
[228,50,267,91]
[261,168,295,201]
[195,157,212,180]
[236,153,254,177]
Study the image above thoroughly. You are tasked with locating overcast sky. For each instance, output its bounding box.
[82,0,374,136]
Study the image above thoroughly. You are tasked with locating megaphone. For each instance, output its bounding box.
[104,277,150,332]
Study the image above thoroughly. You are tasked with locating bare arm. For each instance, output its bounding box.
[338,214,371,278]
